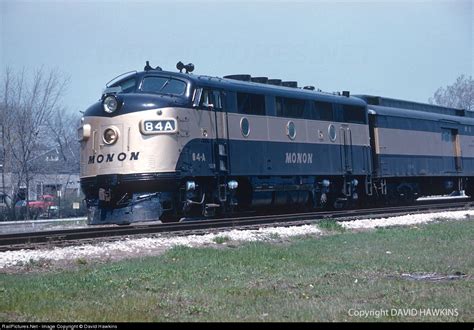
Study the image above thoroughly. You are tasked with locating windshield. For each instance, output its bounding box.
[140,76,187,96]
[109,77,137,93]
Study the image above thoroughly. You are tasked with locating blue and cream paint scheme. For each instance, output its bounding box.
[79,65,474,225]
[79,68,370,224]
[368,104,474,177]
[80,107,371,179]
[80,70,370,181]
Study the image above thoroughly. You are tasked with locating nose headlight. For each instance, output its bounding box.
[103,127,119,145]
[103,95,118,113]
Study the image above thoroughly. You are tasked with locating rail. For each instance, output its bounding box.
[0,201,472,252]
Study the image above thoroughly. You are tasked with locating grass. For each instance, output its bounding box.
[0,220,472,322]
[213,235,231,244]
[317,219,346,232]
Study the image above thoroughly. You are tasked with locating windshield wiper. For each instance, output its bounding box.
[158,79,170,93]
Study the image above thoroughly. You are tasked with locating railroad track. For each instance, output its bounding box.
[0,201,472,252]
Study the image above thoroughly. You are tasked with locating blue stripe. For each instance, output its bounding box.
[177,139,371,176]
[376,154,474,177]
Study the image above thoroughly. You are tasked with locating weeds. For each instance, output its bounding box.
[268,232,281,240]
[317,219,345,232]
[213,235,231,244]
[75,258,88,266]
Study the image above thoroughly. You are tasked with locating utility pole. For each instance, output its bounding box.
[57,185,61,218]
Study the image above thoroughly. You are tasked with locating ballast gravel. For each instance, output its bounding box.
[0,209,473,272]
[340,209,474,229]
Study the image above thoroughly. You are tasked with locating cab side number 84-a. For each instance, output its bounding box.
[192,152,206,162]
[143,120,176,134]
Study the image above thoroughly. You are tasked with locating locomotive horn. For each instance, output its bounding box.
[144,61,162,71]
[176,61,185,73]
[144,61,153,71]
[177,61,194,73]
[184,63,194,73]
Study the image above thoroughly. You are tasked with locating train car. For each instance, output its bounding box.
[79,62,371,224]
[357,95,474,202]
[78,61,473,225]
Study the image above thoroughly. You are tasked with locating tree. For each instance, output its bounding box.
[429,75,474,111]
[47,108,81,168]
[46,110,82,218]
[0,67,69,219]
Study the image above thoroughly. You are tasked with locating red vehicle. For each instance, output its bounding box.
[15,194,57,219]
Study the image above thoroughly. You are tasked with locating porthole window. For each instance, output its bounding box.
[328,124,337,142]
[240,117,250,137]
[287,121,296,140]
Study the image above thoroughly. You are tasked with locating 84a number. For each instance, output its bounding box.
[192,152,206,162]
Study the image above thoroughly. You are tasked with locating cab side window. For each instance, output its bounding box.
[200,89,211,107]
[199,89,223,109]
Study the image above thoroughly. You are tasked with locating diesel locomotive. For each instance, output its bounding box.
[78,61,474,224]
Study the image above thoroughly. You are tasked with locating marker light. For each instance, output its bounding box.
[77,124,91,141]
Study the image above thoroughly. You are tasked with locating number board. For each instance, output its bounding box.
[141,119,177,134]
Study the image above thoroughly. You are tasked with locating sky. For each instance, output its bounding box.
[0,0,472,114]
